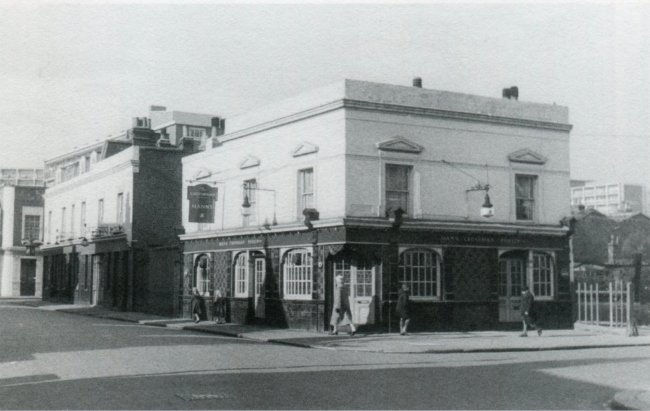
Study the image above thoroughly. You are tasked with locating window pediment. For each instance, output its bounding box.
[193,168,213,180]
[508,149,547,165]
[240,156,261,169]
[292,142,319,157]
[377,137,423,154]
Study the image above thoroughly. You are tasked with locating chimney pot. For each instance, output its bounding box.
[413,77,422,88]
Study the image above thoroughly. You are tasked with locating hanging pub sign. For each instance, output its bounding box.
[188,184,218,223]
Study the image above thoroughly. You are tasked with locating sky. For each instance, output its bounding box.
[1,2,649,185]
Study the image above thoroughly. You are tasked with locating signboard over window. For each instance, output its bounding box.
[188,184,218,223]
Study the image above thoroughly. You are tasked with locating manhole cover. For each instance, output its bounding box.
[176,393,231,401]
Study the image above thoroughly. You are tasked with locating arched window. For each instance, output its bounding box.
[399,249,441,299]
[195,254,211,296]
[283,249,312,300]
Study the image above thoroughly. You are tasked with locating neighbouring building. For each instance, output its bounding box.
[571,208,650,305]
[570,181,645,218]
[0,169,45,297]
[39,107,224,316]
[178,79,574,332]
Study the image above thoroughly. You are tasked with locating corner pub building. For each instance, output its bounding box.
[179,79,574,332]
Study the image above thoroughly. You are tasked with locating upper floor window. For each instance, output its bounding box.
[188,127,206,138]
[386,164,410,213]
[23,215,41,241]
[298,168,314,213]
[117,193,124,225]
[399,249,441,300]
[61,162,80,182]
[70,204,76,237]
[98,199,104,225]
[80,202,86,236]
[283,249,312,300]
[61,207,66,235]
[515,174,537,221]
[243,180,257,227]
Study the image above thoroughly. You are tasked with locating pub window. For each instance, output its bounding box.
[399,249,441,300]
[515,174,537,221]
[283,249,312,300]
[117,193,124,225]
[297,168,314,216]
[195,254,211,297]
[243,179,257,227]
[386,164,410,214]
[234,252,249,297]
[23,215,41,241]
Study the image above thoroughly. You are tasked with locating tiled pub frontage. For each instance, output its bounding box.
[179,222,573,332]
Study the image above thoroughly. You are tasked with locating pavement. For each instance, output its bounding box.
[5,297,650,409]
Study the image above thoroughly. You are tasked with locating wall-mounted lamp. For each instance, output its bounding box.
[443,160,495,218]
[303,208,320,230]
[22,238,43,256]
[80,237,89,247]
[467,183,494,218]
[386,207,406,229]
[241,184,277,226]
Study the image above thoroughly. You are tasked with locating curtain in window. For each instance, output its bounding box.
[516,175,535,220]
[386,165,409,212]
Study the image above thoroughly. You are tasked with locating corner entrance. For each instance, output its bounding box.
[332,256,376,325]
[20,259,36,296]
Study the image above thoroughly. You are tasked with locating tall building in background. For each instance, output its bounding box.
[0,169,45,297]
[40,107,224,317]
[570,181,646,219]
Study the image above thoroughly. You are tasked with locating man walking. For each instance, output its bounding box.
[520,286,542,337]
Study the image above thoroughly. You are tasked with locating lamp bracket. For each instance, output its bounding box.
[467,183,490,192]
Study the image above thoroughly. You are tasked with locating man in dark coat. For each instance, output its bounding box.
[520,286,542,337]
[190,288,207,323]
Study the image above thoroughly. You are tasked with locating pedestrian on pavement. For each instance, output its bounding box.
[330,273,357,336]
[190,287,206,323]
[520,286,542,337]
[213,289,226,324]
[396,283,411,335]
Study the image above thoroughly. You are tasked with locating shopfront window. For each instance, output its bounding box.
[234,252,248,297]
[532,252,554,298]
[283,249,312,299]
[399,249,440,299]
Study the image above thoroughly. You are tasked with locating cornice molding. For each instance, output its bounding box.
[43,160,135,198]
[191,97,571,161]
[343,99,573,132]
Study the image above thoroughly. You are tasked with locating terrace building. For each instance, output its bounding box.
[40,107,224,316]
